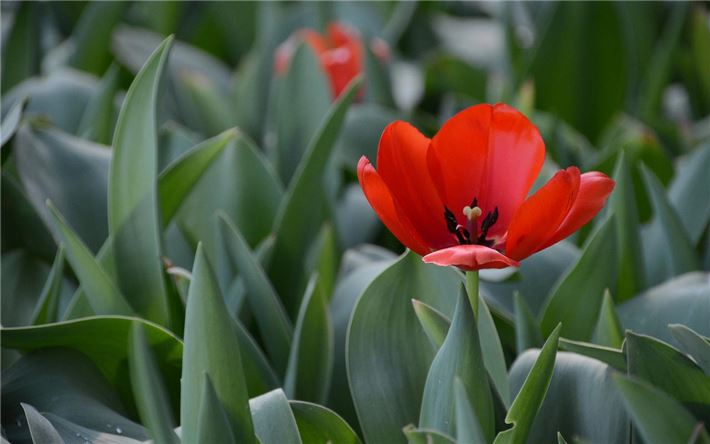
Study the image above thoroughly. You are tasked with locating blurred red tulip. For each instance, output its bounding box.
[358,103,615,270]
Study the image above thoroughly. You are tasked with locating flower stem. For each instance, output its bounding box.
[465,270,479,320]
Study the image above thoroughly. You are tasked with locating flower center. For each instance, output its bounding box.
[443,198,498,247]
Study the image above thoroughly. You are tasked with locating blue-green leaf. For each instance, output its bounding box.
[249,389,302,444]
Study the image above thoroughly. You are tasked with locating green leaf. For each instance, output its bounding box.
[668,144,710,245]
[454,378,487,444]
[625,332,710,404]
[196,374,236,444]
[608,152,644,301]
[108,36,173,325]
[249,389,302,444]
[592,290,624,348]
[669,324,710,375]
[641,166,699,284]
[308,223,339,301]
[68,1,126,75]
[77,63,120,144]
[613,374,710,444]
[128,322,179,444]
[158,128,237,225]
[181,244,256,444]
[514,292,543,354]
[269,76,362,314]
[273,43,332,183]
[284,275,333,403]
[494,325,561,444]
[179,70,237,137]
[233,318,280,397]
[412,299,450,349]
[30,245,65,325]
[348,251,459,444]
[335,103,401,168]
[478,292,512,408]
[402,425,456,444]
[420,291,494,440]
[540,216,617,340]
[1,2,41,93]
[46,202,133,316]
[557,432,569,444]
[289,401,361,444]
[217,213,293,374]
[1,96,26,147]
[558,338,627,371]
[21,403,64,444]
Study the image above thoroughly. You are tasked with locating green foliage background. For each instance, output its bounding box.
[1,2,709,443]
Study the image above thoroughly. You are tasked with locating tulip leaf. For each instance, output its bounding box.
[196,374,236,444]
[217,213,293,375]
[180,244,256,444]
[273,43,331,183]
[0,96,25,147]
[478,292,512,408]
[420,291,494,441]
[128,322,179,444]
[46,202,133,316]
[284,274,333,404]
[179,70,237,137]
[540,216,617,340]
[613,374,710,444]
[108,36,172,325]
[625,332,710,404]
[514,292,543,354]
[402,425,456,444]
[348,250,460,444]
[412,299,450,349]
[30,245,65,325]
[158,128,237,225]
[269,76,362,314]
[669,324,710,375]
[668,144,710,245]
[558,338,627,371]
[592,290,624,348]
[557,432,569,444]
[454,378,488,444]
[641,166,699,285]
[77,63,120,144]
[249,389,302,444]
[1,1,40,93]
[494,324,561,444]
[68,1,126,75]
[289,401,361,444]
[21,403,64,444]
[232,317,280,397]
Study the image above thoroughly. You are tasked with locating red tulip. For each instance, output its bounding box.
[275,22,364,99]
[357,103,615,270]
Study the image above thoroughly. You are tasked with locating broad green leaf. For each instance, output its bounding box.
[46,202,133,316]
[308,223,339,301]
[540,216,617,340]
[196,374,236,444]
[78,63,120,144]
[335,103,401,169]
[558,338,627,371]
[412,299,450,349]
[641,166,699,284]
[334,183,381,250]
[1,2,41,92]
[179,70,237,136]
[420,291,494,440]
[269,76,362,314]
[508,351,630,443]
[478,292,511,408]
[16,125,110,252]
[21,403,64,444]
[284,275,333,403]
[217,213,293,374]
[128,322,179,444]
[158,128,237,225]
[249,389,302,444]
[669,324,710,375]
[557,432,569,444]
[0,96,25,147]
[233,317,280,397]
[30,245,65,325]
[454,378,487,444]
[592,290,624,348]
[108,36,172,325]
[618,272,710,342]
[67,1,126,75]
[181,244,256,444]
[608,153,644,301]
[625,332,710,404]
[402,425,456,444]
[494,325,561,444]
[348,251,459,444]
[1,315,182,413]
[514,292,543,354]
[290,401,361,444]
[273,43,331,183]
[689,6,710,110]
[42,413,142,444]
[668,144,710,245]
[613,374,710,444]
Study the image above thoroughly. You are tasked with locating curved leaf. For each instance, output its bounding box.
[21,403,64,444]
[249,389,302,444]
[289,401,361,444]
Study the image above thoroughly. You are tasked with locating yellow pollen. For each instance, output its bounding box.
[463,206,482,221]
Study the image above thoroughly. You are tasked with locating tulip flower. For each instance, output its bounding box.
[358,103,615,271]
[275,22,364,99]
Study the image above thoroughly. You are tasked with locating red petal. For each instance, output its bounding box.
[322,23,362,98]
[377,121,452,249]
[423,245,519,271]
[505,167,581,261]
[358,156,430,256]
[537,171,615,251]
